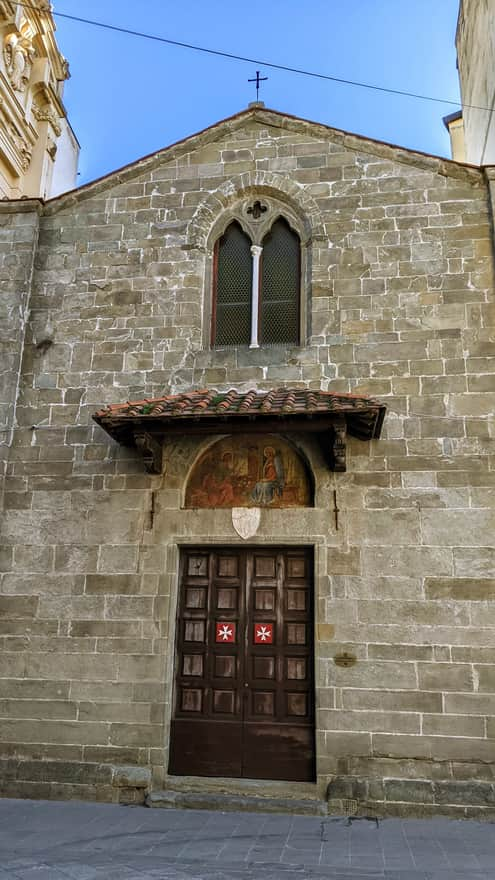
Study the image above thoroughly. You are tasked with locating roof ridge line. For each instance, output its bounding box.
[43,106,484,214]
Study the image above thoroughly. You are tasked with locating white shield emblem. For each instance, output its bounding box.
[232,507,261,540]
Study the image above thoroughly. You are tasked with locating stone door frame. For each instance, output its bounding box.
[161,537,325,793]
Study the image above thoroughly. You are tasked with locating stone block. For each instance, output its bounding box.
[0,719,109,746]
[342,688,442,713]
[12,545,54,571]
[37,596,105,620]
[452,645,495,662]
[70,620,142,638]
[24,653,117,682]
[419,418,465,438]
[347,509,420,545]
[323,731,371,757]
[69,682,134,702]
[417,663,473,692]
[358,599,469,626]
[477,666,495,693]
[384,778,435,804]
[85,575,141,594]
[453,548,495,577]
[104,596,154,619]
[368,643,433,661]
[2,573,83,596]
[0,700,77,721]
[54,545,98,573]
[109,723,162,748]
[425,578,495,599]
[327,548,361,575]
[422,713,485,737]
[0,596,38,618]
[328,660,417,690]
[117,655,163,682]
[361,547,453,576]
[98,544,138,573]
[448,393,495,417]
[111,764,151,788]
[421,509,495,546]
[352,576,422,602]
[78,702,150,723]
[316,624,335,641]
[138,545,167,573]
[320,709,420,734]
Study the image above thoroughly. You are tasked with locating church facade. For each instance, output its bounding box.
[1,105,495,816]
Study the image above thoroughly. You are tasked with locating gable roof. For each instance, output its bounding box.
[44,104,483,214]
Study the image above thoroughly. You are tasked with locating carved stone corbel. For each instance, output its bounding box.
[330,415,347,472]
[133,432,162,474]
[32,101,62,137]
[4,30,35,92]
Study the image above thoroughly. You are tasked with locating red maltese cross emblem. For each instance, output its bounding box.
[216,622,235,643]
[254,623,273,644]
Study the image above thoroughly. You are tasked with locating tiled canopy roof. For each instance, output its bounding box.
[94,388,385,442]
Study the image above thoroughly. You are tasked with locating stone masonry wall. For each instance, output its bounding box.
[1,109,494,814]
[0,201,40,475]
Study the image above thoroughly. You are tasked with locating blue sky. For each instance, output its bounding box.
[54,0,461,186]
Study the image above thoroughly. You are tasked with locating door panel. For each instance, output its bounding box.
[169,547,314,781]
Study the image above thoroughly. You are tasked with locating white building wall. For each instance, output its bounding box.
[49,119,80,198]
[457,0,495,164]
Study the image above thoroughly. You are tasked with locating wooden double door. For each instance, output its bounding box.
[169,547,315,782]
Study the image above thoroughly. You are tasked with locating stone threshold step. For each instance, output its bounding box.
[146,790,328,815]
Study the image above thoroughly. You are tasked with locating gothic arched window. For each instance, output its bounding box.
[260,218,300,345]
[212,222,252,346]
[211,215,301,348]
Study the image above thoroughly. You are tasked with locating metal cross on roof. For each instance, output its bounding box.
[248,70,268,101]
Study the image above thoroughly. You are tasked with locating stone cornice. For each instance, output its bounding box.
[44,106,486,216]
[31,81,64,135]
[0,197,43,213]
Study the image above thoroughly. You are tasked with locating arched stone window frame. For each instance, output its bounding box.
[203,196,312,349]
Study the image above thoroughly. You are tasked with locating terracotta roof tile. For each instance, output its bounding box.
[94,387,384,423]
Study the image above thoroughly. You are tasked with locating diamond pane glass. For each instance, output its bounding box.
[214,222,252,345]
[260,218,300,345]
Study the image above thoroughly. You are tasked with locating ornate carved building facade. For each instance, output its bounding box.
[0,0,78,199]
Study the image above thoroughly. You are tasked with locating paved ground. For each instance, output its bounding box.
[0,799,495,879]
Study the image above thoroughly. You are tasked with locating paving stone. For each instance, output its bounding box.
[2,799,494,879]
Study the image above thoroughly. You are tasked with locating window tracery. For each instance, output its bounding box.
[210,201,303,348]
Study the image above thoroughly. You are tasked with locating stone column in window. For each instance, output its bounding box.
[249,245,263,349]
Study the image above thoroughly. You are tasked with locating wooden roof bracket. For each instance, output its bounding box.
[330,414,347,472]
[319,415,347,472]
[133,417,351,475]
[134,431,162,474]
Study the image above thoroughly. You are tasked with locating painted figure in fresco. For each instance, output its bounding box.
[189,450,236,506]
[185,435,310,509]
[251,446,285,505]
[199,470,234,506]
